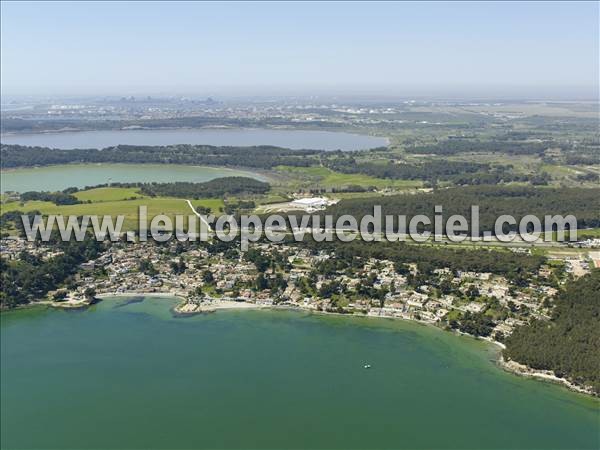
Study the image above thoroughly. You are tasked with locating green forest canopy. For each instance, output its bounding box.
[504,271,600,395]
[321,186,600,232]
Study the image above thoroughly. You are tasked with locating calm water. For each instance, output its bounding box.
[1,297,598,450]
[0,128,388,151]
[1,164,266,192]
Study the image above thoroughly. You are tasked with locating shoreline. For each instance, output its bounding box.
[99,293,599,398]
[0,125,391,145]
[496,355,596,397]
[96,292,186,300]
[0,162,273,194]
[0,162,269,179]
[5,292,596,398]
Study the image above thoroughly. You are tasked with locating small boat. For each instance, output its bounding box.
[364,364,371,369]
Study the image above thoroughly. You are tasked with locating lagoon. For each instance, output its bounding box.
[1,297,598,450]
[0,163,266,192]
[0,128,388,151]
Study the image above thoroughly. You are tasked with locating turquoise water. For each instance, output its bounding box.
[1,297,598,450]
[0,163,266,192]
[0,128,387,151]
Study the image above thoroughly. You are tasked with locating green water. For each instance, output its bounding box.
[0,164,265,193]
[1,297,598,450]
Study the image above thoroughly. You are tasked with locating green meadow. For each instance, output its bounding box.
[1,187,224,231]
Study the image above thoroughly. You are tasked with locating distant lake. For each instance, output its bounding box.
[1,164,266,192]
[0,128,388,151]
[1,298,598,450]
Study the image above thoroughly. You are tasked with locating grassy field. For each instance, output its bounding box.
[1,187,224,231]
[328,191,387,200]
[275,165,422,189]
[254,193,292,205]
[578,228,600,238]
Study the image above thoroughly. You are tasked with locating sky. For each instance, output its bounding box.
[1,1,598,99]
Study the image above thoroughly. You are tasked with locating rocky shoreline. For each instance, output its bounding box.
[497,355,596,397]
[172,298,267,315]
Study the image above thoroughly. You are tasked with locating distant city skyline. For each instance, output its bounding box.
[1,1,598,99]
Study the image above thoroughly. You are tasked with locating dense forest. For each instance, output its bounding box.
[137,177,270,198]
[0,144,320,169]
[324,156,533,185]
[0,233,104,308]
[406,138,561,156]
[504,271,600,394]
[327,157,480,179]
[20,191,82,205]
[320,186,600,233]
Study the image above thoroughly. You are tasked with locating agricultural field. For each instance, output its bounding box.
[0,187,224,232]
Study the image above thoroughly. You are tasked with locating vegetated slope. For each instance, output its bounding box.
[504,271,600,394]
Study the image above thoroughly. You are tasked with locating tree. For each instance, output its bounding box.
[138,259,157,276]
[466,285,480,300]
[439,279,453,295]
[245,249,270,272]
[319,280,341,299]
[376,286,389,308]
[255,273,268,290]
[191,286,203,297]
[170,258,186,275]
[53,290,67,301]
[202,270,214,284]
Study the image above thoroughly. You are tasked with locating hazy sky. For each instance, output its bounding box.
[1,1,598,98]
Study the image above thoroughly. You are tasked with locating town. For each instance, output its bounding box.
[3,232,596,348]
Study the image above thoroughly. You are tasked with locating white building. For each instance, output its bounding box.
[291,197,330,212]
